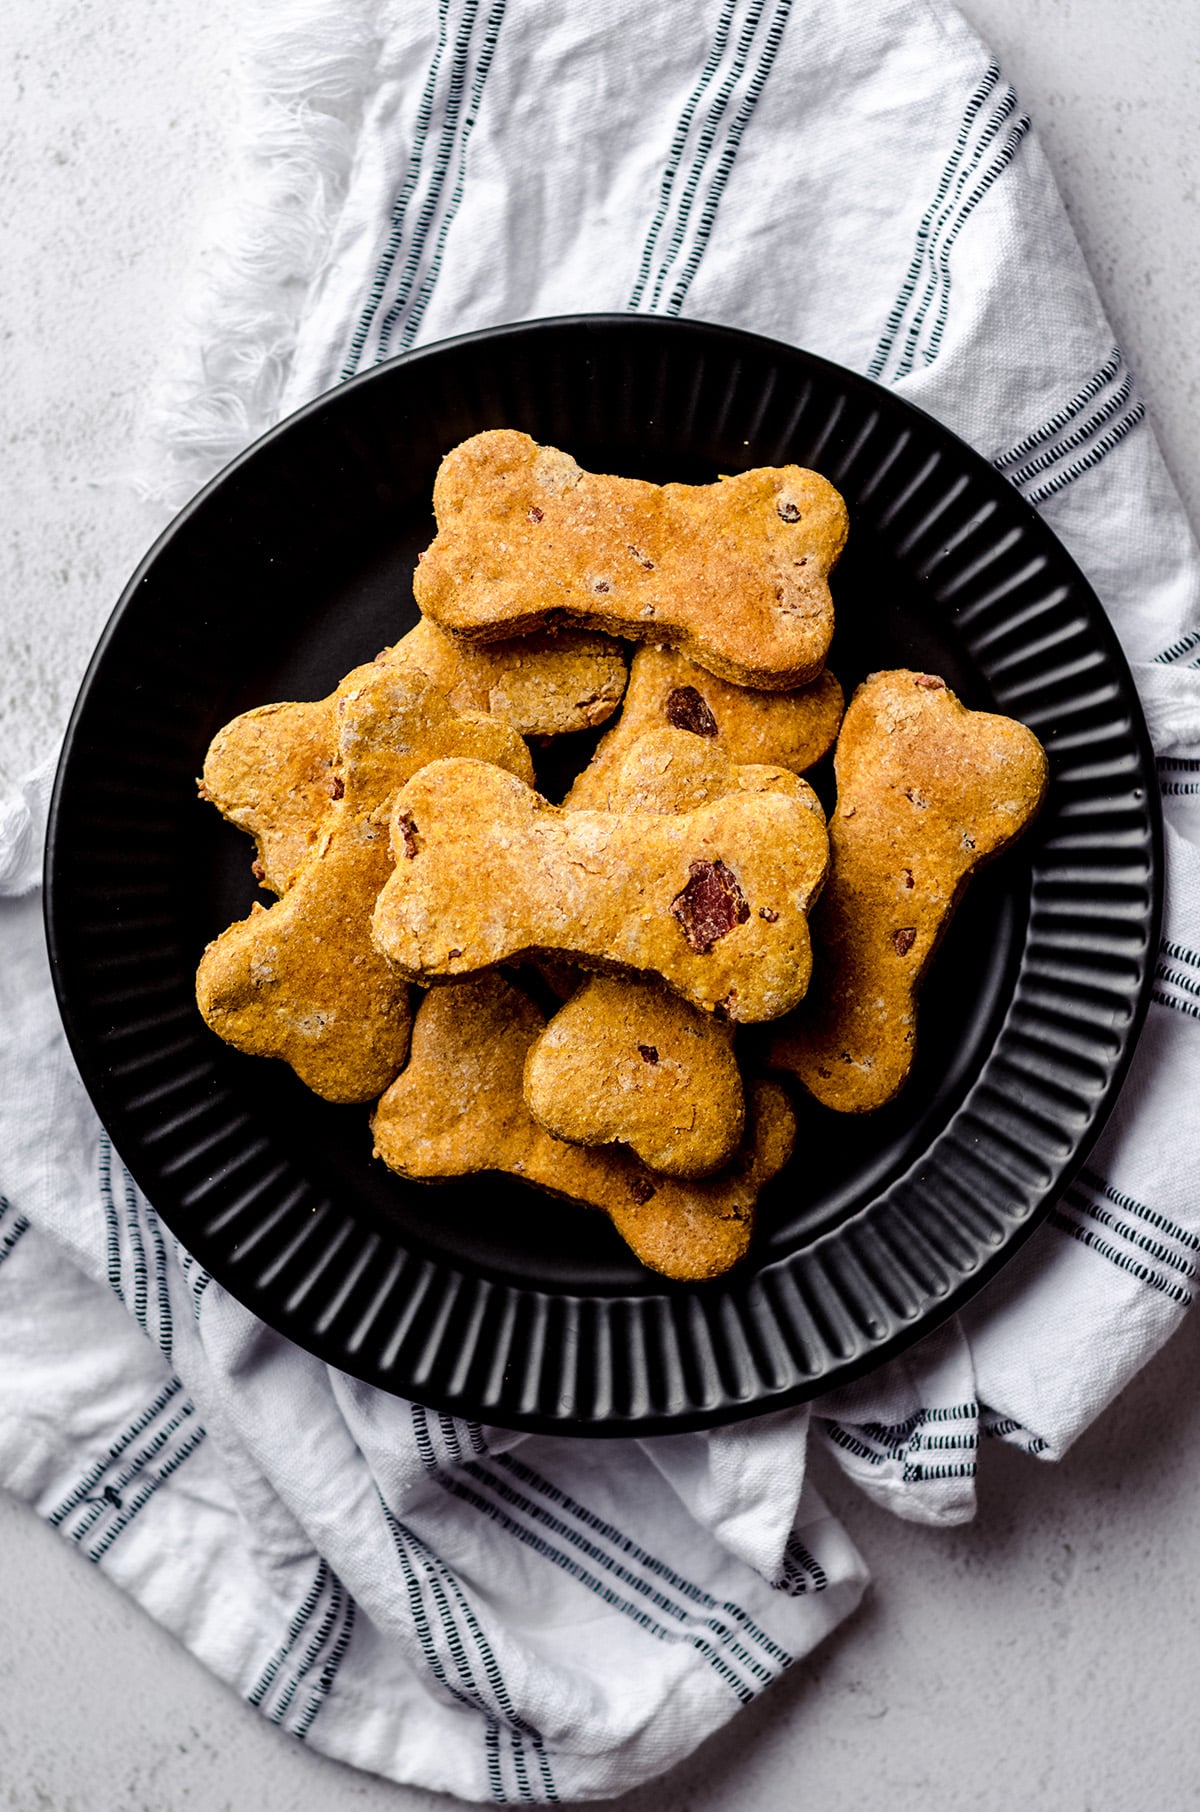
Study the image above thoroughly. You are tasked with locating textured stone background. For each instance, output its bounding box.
[2,1,1200,1806]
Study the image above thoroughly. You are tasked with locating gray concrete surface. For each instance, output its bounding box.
[3,1,1200,1807]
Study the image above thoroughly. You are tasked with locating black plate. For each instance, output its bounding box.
[45,316,1162,1434]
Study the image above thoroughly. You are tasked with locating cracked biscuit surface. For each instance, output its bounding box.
[414,430,848,689]
[371,974,795,1279]
[768,669,1048,1112]
[370,756,829,1022]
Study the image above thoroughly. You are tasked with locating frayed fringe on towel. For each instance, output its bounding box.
[142,0,380,511]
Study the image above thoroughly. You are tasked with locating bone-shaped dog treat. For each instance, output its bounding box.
[200,621,626,895]
[371,757,829,1022]
[414,430,849,689]
[195,666,533,1103]
[564,645,842,811]
[768,670,1048,1112]
[523,974,745,1179]
[371,974,796,1279]
[523,730,824,1177]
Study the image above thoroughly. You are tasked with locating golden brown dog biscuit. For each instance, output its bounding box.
[521,731,822,1177]
[564,646,842,811]
[371,974,795,1279]
[768,670,1048,1112]
[414,430,848,689]
[195,666,533,1103]
[588,1075,795,1281]
[523,975,745,1179]
[371,757,829,1022]
[199,621,627,893]
[200,697,335,896]
[398,617,628,735]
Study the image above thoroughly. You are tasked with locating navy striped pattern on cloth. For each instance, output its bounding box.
[98,1131,174,1359]
[24,1141,215,1594]
[340,0,510,379]
[1154,631,1200,667]
[409,1404,796,1721]
[341,0,797,378]
[627,0,793,317]
[175,1240,214,1320]
[1153,937,1200,1029]
[869,62,1030,384]
[0,1194,30,1269]
[248,1557,358,1741]
[775,1535,827,1596]
[992,346,1146,507]
[980,1411,1048,1456]
[1158,756,1200,798]
[46,1374,208,1564]
[824,1402,978,1485]
[1049,1160,1198,1309]
[380,1482,558,1802]
[62,1139,356,1746]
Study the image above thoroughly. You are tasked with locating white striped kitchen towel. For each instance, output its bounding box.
[4,0,1200,1799]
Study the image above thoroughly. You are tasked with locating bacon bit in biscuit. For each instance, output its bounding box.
[777,499,802,523]
[962,832,976,851]
[397,813,421,859]
[592,577,612,594]
[627,544,655,569]
[447,947,461,960]
[893,927,917,956]
[528,505,544,522]
[905,787,929,809]
[327,774,345,800]
[671,859,750,954]
[251,858,266,884]
[628,1174,657,1204]
[902,868,914,889]
[638,1043,659,1064]
[665,685,718,738]
[758,906,779,922]
[914,674,945,689]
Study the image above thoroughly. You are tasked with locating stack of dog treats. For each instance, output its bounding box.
[196,430,1047,1279]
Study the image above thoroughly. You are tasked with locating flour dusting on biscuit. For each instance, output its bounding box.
[768,669,1048,1112]
[524,975,745,1179]
[371,757,829,1023]
[414,430,848,689]
[195,667,533,1103]
[199,620,626,894]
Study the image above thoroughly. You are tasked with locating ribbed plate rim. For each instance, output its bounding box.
[44,313,1164,1435]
